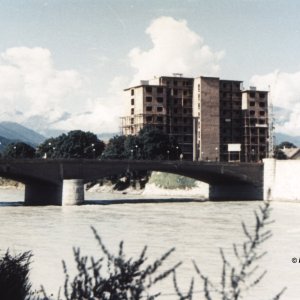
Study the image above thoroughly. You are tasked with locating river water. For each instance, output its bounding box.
[0,188,299,299]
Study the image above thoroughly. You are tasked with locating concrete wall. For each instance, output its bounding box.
[209,183,263,200]
[25,182,62,206]
[198,77,220,161]
[263,158,300,201]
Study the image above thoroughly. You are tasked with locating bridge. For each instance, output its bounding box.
[0,159,264,205]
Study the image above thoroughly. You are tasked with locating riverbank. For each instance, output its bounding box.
[0,178,24,189]
[87,172,209,199]
[0,172,209,198]
[87,183,208,198]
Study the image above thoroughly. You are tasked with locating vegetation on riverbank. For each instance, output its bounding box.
[0,177,23,188]
[0,202,286,300]
[86,172,200,194]
[148,172,197,189]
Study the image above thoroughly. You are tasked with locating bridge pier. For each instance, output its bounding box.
[62,179,84,205]
[209,183,263,201]
[25,182,63,205]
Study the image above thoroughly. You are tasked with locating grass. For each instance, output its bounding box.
[149,172,197,189]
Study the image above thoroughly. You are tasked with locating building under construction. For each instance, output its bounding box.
[121,74,269,162]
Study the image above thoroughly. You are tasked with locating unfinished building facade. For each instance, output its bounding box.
[242,88,269,162]
[121,75,269,162]
[121,75,194,160]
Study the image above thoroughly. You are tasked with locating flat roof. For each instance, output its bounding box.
[124,84,165,91]
[219,79,243,83]
[242,90,269,93]
[159,75,194,80]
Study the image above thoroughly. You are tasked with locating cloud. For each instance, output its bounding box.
[49,75,129,134]
[0,47,82,117]
[129,16,224,84]
[0,46,129,136]
[0,18,225,136]
[250,70,300,136]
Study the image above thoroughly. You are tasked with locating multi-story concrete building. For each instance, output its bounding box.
[121,75,194,159]
[242,87,269,162]
[121,82,168,136]
[121,75,269,162]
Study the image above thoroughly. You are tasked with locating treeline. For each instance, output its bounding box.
[0,127,297,161]
[0,126,182,161]
[0,202,286,300]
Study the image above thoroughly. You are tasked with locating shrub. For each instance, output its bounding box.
[149,172,196,189]
[173,201,286,300]
[0,250,32,300]
[40,226,181,300]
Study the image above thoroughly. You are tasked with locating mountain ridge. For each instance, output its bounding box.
[0,122,45,146]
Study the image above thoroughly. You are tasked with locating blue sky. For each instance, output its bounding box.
[0,0,299,136]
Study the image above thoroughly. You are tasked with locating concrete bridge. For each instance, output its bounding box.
[0,159,264,205]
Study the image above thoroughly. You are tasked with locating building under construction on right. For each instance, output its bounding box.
[192,76,269,162]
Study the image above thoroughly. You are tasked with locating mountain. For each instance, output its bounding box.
[275,133,300,147]
[0,122,45,146]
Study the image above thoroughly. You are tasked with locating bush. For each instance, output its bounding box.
[173,201,286,300]
[0,250,32,300]
[41,226,180,300]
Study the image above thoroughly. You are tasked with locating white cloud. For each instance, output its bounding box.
[129,16,224,84]
[50,75,129,134]
[250,70,300,136]
[0,18,225,137]
[0,46,129,136]
[0,47,82,117]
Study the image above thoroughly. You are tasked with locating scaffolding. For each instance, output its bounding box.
[268,85,275,158]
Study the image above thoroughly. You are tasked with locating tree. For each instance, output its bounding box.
[102,127,181,161]
[2,142,36,159]
[277,141,297,149]
[273,148,287,160]
[37,130,105,159]
[101,135,127,159]
[138,126,181,160]
[274,141,297,160]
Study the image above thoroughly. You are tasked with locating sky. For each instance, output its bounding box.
[0,0,300,136]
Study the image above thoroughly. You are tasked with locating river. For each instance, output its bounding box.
[0,188,298,299]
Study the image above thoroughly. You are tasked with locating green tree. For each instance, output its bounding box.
[100,127,181,190]
[277,141,297,149]
[2,142,36,159]
[138,126,181,160]
[124,134,140,159]
[102,127,181,161]
[273,148,287,159]
[37,130,105,159]
[101,135,127,159]
[274,141,297,160]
